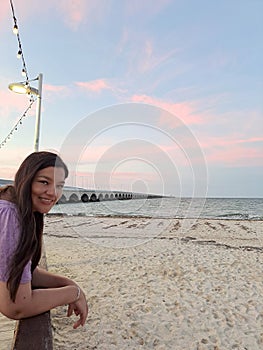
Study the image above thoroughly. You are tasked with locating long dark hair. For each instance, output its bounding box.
[6,151,68,301]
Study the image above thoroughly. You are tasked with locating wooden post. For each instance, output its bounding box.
[11,249,53,349]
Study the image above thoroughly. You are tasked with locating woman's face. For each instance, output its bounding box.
[31,166,66,213]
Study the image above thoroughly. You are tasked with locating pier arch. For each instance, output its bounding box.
[90,193,97,202]
[69,193,78,202]
[81,193,89,202]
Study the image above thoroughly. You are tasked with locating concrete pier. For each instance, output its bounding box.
[58,188,161,204]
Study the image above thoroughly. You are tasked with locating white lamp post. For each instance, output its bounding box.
[8,73,43,152]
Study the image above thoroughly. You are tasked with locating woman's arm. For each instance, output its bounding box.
[0,280,79,318]
[31,267,89,328]
[0,280,88,328]
[32,266,77,288]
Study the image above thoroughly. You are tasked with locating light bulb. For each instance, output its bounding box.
[22,68,26,77]
[17,50,22,58]
[13,25,18,35]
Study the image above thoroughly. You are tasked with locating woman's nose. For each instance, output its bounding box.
[46,185,57,196]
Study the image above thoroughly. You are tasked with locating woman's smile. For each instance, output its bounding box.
[31,167,65,213]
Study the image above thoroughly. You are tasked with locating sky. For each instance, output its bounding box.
[0,0,262,197]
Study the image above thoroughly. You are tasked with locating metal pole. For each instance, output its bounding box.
[33,73,43,152]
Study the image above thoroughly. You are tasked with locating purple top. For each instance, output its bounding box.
[0,200,32,283]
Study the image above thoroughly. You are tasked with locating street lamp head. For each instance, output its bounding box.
[8,82,39,96]
[8,73,43,152]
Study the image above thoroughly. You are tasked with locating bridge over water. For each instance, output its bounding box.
[0,180,161,203]
[59,187,161,204]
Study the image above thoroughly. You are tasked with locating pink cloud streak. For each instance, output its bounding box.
[0,2,10,27]
[205,146,262,167]
[57,0,110,31]
[0,1,106,33]
[75,79,111,93]
[43,84,70,101]
[200,136,263,149]
[0,89,35,120]
[200,135,263,167]
[131,94,205,126]
[44,84,68,93]
[58,0,88,31]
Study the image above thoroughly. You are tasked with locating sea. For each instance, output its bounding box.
[50,197,263,221]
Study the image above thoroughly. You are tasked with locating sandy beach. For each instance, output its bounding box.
[1,216,262,349]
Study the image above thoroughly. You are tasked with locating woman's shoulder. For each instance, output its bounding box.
[0,201,19,226]
[0,186,18,217]
[0,186,17,209]
[0,199,17,211]
[0,194,20,234]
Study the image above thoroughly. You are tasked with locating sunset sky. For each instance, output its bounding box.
[0,0,262,197]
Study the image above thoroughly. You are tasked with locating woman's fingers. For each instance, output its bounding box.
[73,318,82,329]
[67,291,88,329]
[67,303,74,317]
[73,312,85,329]
[74,308,80,316]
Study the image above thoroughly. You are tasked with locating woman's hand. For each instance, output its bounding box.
[32,268,88,328]
[67,288,88,329]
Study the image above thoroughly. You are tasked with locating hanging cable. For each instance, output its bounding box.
[10,0,31,83]
[1,0,39,151]
[0,99,36,149]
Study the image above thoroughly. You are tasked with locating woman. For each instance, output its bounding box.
[0,151,88,329]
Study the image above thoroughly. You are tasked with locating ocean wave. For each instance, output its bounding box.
[216,213,263,220]
[49,198,263,221]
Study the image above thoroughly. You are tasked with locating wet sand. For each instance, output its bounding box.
[1,216,262,349]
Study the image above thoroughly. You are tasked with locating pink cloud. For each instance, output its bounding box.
[0,147,32,179]
[44,84,67,93]
[58,0,88,30]
[143,48,177,73]
[0,1,83,31]
[0,167,16,180]
[71,140,195,190]
[73,169,160,192]
[0,89,35,120]
[75,79,111,93]
[57,0,110,31]
[131,94,205,126]
[43,84,70,101]
[75,143,162,166]
[0,1,107,33]
[118,32,180,76]
[200,135,263,167]
[0,2,10,26]
[138,41,180,74]
[200,136,263,149]
[236,137,263,144]
[205,146,262,167]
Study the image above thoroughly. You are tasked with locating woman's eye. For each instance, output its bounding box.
[56,185,64,189]
[40,180,48,185]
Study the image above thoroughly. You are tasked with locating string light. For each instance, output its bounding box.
[2,0,38,150]
[10,0,30,83]
[0,99,36,149]
[13,24,18,34]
